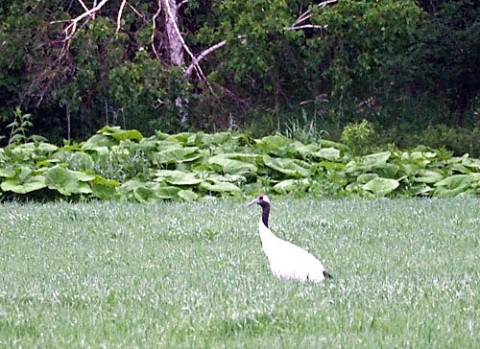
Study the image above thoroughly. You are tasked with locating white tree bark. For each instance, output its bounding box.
[163,0,185,66]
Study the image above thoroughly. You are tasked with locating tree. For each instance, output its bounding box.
[408,0,480,125]
[1,0,478,144]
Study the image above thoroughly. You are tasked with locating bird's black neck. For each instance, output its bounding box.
[260,202,270,228]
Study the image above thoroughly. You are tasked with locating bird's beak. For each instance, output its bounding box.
[246,198,259,207]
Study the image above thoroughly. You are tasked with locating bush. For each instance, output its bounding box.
[380,124,480,157]
[341,119,375,155]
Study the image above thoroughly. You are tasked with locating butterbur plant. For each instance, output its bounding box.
[2,125,480,201]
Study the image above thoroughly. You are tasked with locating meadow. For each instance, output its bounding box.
[0,197,479,348]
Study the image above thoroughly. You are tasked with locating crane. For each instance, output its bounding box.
[247,193,332,283]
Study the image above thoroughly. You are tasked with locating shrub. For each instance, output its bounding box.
[341,119,375,155]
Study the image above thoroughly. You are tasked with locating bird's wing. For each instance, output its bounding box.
[265,236,327,281]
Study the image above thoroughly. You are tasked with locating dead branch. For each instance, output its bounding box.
[151,0,163,61]
[184,35,246,78]
[76,0,92,17]
[284,24,328,31]
[116,0,128,35]
[126,1,146,20]
[286,0,337,31]
[178,0,189,8]
[62,0,110,41]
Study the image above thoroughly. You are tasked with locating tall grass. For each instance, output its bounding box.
[0,198,479,348]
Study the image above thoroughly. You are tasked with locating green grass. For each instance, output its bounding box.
[0,198,479,348]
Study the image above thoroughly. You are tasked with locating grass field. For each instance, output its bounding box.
[0,197,479,348]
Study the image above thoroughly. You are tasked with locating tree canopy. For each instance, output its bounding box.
[0,0,479,145]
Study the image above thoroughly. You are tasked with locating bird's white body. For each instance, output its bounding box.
[247,194,331,283]
[258,217,327,283]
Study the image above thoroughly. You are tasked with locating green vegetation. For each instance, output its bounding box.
[0,1,479,149]
[2,127,480,201]
[0,198,479,348]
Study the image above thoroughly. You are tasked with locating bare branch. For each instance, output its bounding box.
[116,0,128,35]
[184,35,247,77]
[287,0,337,31]
[151,0,163,61]
[291,9,312,27]
[54,0,110,41]
[75,0,91,16]
[284,24,328,31]
[126,1,146,22]
[178,0,189,8]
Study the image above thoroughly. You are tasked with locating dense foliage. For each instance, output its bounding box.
[0,1,479,148]
[2,127,480,202]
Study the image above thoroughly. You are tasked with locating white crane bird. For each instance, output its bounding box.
[247,193,332,283]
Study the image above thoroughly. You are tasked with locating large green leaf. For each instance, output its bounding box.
[67,152,95,170]
[1,175,46,194]
[256,135,291,155]
[362,177,399,196]
[152,147,203,164]
[273,179,310,193]
[132,187,159,203]
[82,134,118,149]
[200,132,233,146]
[167,132,197,145]
[153,186,182,199]
[200,181,241,193]
[120,181,180,202]
[357,173,379,184]
[433,174,472,196]
[205,174,246,184]
[8,143,43,159]
[402,151,434,167]
[263,155,311,178]
[292,143,319,158]
[208,155,257,176]
[375,163,400,178]
[318,161,345,171]
[410,184,433,196]
[36,142,59,152]
[312,147,341,161]
[178,190,199,202]
[0,167,16,178]
[318,139,350,152]
[36,159,61,167]
[345,151,392,175]
[45,166,93,196]
[461,157,480,170]
[434,174,469,189]
[136,137,163,152]
[153,170,203,185]
[364,151,391,166]
[413,170,443,183]
[98,126,143,141]
[91,176,120,200]
[16,166,33,182]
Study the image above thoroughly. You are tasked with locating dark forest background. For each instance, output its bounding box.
[1,1,479,154]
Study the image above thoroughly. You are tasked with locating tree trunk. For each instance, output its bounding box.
[163,0,184,66]
[161,0,188,121]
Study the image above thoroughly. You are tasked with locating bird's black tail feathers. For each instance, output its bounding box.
[323,270,334,280]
